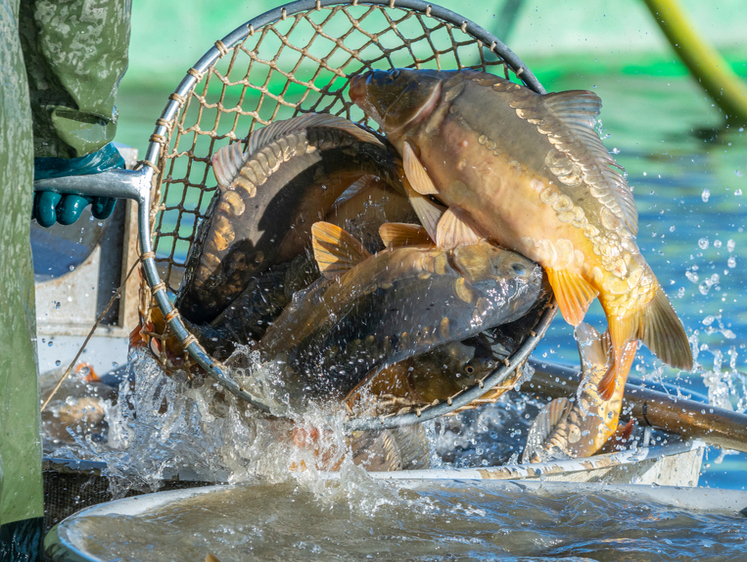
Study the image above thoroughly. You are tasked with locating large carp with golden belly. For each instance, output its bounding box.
[350,68,692,398]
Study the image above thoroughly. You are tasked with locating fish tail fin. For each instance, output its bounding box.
[606,282,692,373]
[546,268,598,326]
[638,284,693,370]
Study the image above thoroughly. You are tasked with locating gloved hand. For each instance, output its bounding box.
[33,143,126,228]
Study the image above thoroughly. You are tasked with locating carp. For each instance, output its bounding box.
[203,178,416,359]
[345,330,516,416]
[176,113,405,324]
[349,68,692,401]
[326,174,418,253]
[522,322,637,462]
[239,221,543,414]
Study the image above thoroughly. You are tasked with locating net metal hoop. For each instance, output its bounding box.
[137,0,557,430]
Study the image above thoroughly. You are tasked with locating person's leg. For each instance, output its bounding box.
[0,0,44,558]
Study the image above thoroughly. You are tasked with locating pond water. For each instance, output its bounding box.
[65,478,747,562]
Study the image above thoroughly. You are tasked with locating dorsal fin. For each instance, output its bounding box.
[247,113,383,155]
[212,143,247,188]
[329,175,376,213]
[435,206,486,250]
[543,90,602,129]
[403,141,439,195]
[311,221,371,278]
[522,397,573,463]
[542,91,638,235]
[379,222,433,248]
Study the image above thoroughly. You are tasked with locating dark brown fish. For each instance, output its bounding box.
[201,178,415,358]
[242,221,542,414]
[176,113,405,324]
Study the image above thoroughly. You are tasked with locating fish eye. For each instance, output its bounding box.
[464,365,476,374]
[511,263,527,276]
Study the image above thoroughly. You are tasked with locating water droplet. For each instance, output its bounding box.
[48,341,53,347]
[698,237,709,249]
[685,270,699,283]
[55,360,61,367]
[669,225,676,232]
[727,239,736,252]
[736,170,743,178]
[714,240,722,248]
[611,147,620,154]
[701,188,710,202]
[69,265,75,272]
[728,256,737,268]
[736,189,743,195]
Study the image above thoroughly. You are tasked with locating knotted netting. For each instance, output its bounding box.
[138,0,555,427]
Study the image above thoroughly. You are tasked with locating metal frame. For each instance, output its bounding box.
[33,0,554,429]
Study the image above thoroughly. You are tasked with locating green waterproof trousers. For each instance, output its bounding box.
[0,0,129,556]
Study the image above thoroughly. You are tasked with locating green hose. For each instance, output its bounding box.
[643,0,747,125]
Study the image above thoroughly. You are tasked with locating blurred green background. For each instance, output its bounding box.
[115,0,747,153]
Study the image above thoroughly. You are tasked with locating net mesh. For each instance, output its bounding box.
[147,3,516,295]
[137,1,552,415]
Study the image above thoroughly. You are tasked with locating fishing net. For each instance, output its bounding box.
[138,0,556,428]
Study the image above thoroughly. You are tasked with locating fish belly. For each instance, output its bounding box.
[415,115,596,280]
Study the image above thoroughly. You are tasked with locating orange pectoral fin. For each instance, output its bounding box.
[546,268,598,326]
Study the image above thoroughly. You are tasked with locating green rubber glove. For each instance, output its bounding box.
[33,143,126,227]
